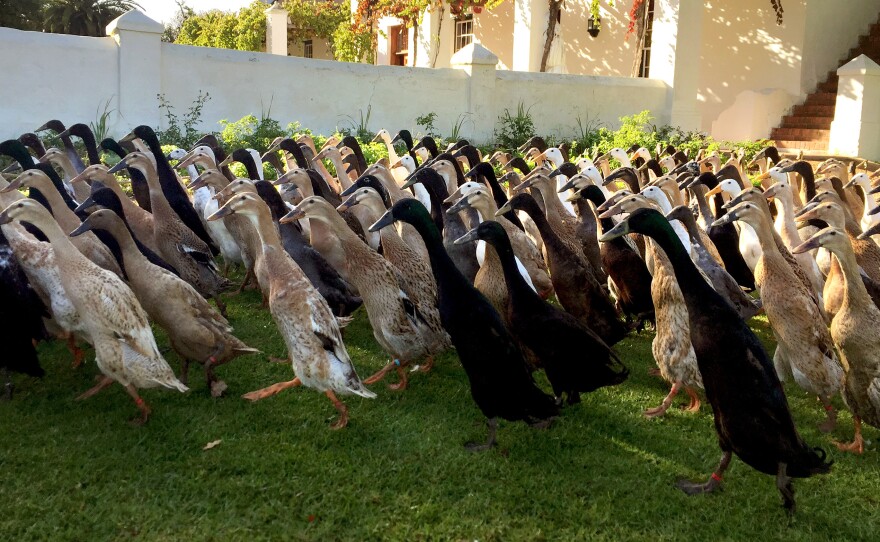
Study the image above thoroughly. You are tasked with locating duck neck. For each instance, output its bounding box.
[33,180,80,231]
[104,220,147,268]
[138,163,175,217]
[832,241,872,311]
[246,206,282,250]
[646,223,716,305]
[493,237,536,303]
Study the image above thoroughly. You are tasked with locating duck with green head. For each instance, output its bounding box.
[601,207,831,515]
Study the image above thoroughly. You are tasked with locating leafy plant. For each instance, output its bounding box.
[449,113,472,142]
[494,102,535,150]
[156,91,211,150]
[415,112,439,139]
[90,97,115,142]
[218,110,297,154]
[340,105,373,142]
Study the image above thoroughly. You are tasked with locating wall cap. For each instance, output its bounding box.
[107,10,164,36]
[837,54,880,76]
[451,42,499,67]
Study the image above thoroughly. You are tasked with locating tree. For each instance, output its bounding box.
[175,1,267,52]
[0,0,45,31]
[42,0,143,37]
[162,0,195,43]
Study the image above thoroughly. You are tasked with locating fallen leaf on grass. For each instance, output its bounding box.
[203,440,222,451]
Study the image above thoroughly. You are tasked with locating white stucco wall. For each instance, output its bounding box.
[493,70,670,136]
[0,28,119,139]
[160,43,469,138]
[0,19,672,145]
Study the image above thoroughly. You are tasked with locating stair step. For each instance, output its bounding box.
[770,127,830,141]
[817,80,839,93]
[773,140,830,151]
[779,115,833,129]
[792,104,836,117]
[804,92,837,106]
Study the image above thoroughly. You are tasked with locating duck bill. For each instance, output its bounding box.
[339,182,360,197]
[1,174,27,193]
[73,197,97,214]
[118,131,135,143]
[69,220,93,238]
[0,208,13,225]
[512,179,532,192]
[598,220,630,242]
[218,156,233,168]
[791,237,822,254]
[710,212,737,228]
[1,162,21,174]
[556,178,578,193]
[369,210,396,232]
[273,171,294,186]
[370,133,382,143]
[869,184,880,196]
[389,158,404,170]
[444,186,464,205]
[446,195,470,215]
[794,202,818,219]
[400,175,419,190]
[175,153,198,170]
[207,206,235,222]
[495,201,513,216]
[187,171,212,191]
[336,194,358,213]
[704,185,724,197]
[453,228,480,245]
[107,158,129,174]
[859,223,880,239]
[279,207,305,224]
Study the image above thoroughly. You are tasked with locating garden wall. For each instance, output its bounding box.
[0,11,670,145]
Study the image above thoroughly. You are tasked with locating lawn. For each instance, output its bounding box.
[1,284,879,541]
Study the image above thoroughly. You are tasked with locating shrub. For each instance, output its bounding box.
[156,91,211,150]
[494,102,535,150]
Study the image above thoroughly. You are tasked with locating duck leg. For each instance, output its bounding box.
[242,377,301,401]
[237,266,255,294]
[67,334,85,368]
[676,451,732,495]
[465,418,498,452]
[776,462,795,515]
[387,365,409,391]
[205,353,228,398]
[818,396,837,433]
[211,294,228,319]
[681,387,701,413]
[415,355,435,373]
[833,416,865,454]
[644,382,681,418]
[363,360,398,385]
[75,375,115,400]
[124,384,151,426]
[325,390,349,430]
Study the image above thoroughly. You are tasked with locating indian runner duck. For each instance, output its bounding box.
[0,199,187,424]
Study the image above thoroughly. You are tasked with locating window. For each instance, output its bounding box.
[454,15,474,52]
[638,0,655,78]
[389,25,408,66]
[303,39,313,59]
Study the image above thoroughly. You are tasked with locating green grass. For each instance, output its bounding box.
[2,285,880,541]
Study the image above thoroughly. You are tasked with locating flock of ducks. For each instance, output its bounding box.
[3,119,880,514]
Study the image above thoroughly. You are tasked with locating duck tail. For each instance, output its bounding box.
[790,445,833,477]
[349,384,377,399]
[165,378,190,393]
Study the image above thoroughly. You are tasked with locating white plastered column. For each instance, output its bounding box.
[650,0,703,131]
[265,2,289,56]
[106,10,164,132]
[512,0,548,72]
[829,55,880,159]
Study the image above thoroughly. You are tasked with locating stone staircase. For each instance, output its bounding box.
[771,16,880,151]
